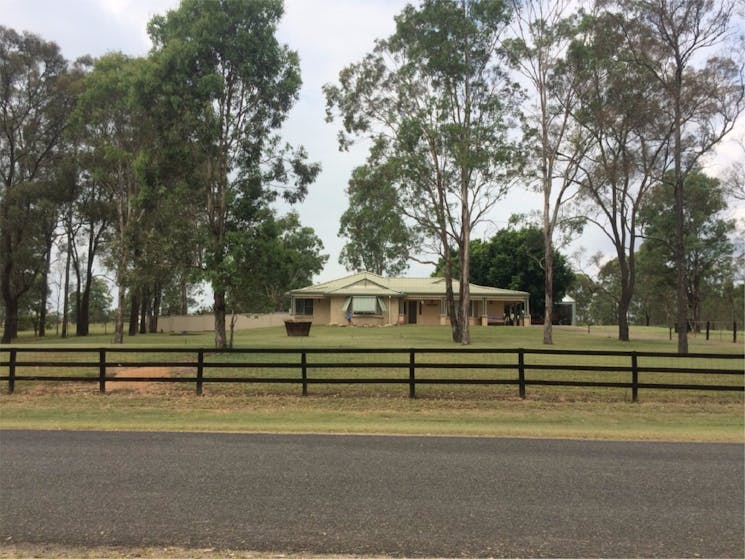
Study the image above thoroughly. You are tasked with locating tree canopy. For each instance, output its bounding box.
[435,226,575,321]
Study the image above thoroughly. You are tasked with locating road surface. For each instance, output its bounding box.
[1,430,742,557]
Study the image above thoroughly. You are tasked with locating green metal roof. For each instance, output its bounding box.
[289,272,529,299]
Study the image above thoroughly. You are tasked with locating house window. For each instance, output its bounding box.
[293,298,314,316]
[343,296,386,315]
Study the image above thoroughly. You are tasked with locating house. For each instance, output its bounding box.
[287,272,531,327]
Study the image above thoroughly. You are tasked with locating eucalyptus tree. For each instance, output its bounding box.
[148,0,320,350]
[226,209,327,346]
[640,171,735,330]
[325,0,522,344]
[507,0,591,344]
[568,10,672,342]
[338,144,416,276]
[0,27,74,342]
[603,0,744,352]
[76,52,155,343]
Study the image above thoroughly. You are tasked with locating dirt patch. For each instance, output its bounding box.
[107,366,175,394]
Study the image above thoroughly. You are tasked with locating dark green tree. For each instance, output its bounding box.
[338,147,415,276]
[68,277,112,324]
[602,0,744,353]
[325,0,522,344]
[0,27,74,342]
[434,226,574,321]
[639,171,735,331]
[76,53,156,343]
[229,211,327,313]
[148,0,320,350]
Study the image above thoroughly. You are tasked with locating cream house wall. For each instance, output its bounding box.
[419,299,441,325]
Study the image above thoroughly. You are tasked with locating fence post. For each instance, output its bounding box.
[631,352,639,403]
[99,349,106,394]
[706,321,710,341]
[8,348,16,394]
[518,349,526,399]
[301,351,308,396]
[196,350,204,396]
[734,321,738,344]
[409,350,416,399]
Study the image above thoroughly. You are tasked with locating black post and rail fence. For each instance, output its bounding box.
[1,347,742,402]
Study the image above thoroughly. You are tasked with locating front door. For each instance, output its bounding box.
[407,301,417,324]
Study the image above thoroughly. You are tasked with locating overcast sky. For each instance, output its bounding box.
[3,0,743,284]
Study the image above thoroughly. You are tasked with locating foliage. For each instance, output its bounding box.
[434,226,574,320]
[639,171,735,328]
[338,148,415,277]
[148,0,320,349]
[227,210,327,314]
[325,0,523,344]
[0,26,75,342]
[601,0,744,353]
[505,0,590,343]
[67,277,112,324]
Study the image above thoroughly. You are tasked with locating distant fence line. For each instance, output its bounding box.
[673,320,739,343]
[1,346,742,403]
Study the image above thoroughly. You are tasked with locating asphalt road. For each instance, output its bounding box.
[0,430,742,558]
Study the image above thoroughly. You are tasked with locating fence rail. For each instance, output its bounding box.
[1,346,742,402]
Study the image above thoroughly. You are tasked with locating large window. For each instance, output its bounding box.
[293,298,314,316]
[343,296,387,315]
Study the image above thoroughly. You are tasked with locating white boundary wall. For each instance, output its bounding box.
[159,312,291,333]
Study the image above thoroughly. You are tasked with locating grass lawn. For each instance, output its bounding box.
[1,324,742,442]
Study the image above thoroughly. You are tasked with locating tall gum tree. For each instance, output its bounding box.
[76,53,153,344]
[325,0,522,344]
[569,9,673,342]
[148,0,319,350]
[605,0,744,353]
[507,0,591,343]
[0,27,72,342]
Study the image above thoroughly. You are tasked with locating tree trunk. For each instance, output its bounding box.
[617,300,630,342]
[149,285,161,333]
[139,285,150,334]
[543,229,554,345]
[62,239,71,338]
[128,290,139,337]
[617,260,632,343]
[179,276,188,315]
[1,218,18,343]
[459,234,471,346]
[114,286,125,344]
[1,296,19,343]
[38,237,54,337]
[214,288,228,350]
[77,283,91,336]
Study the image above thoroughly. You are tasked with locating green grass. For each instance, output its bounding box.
[1,324,743,441]
[7,322,742,351]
